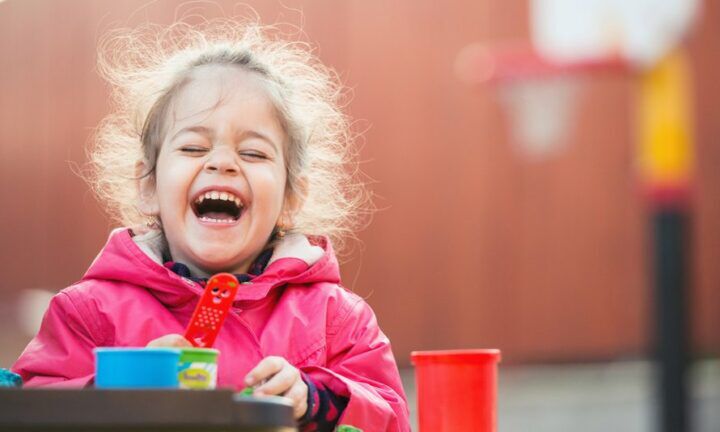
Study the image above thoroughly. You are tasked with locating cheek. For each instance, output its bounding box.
[248,166,288,206]
[156,160,193,200]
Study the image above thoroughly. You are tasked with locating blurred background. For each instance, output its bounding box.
[0,0,718,431]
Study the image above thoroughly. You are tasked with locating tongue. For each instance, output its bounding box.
[200,211,236,220]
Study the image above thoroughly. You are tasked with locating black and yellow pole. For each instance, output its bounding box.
[637,49,694,432]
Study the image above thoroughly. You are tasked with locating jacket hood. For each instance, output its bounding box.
[82,228,341,306]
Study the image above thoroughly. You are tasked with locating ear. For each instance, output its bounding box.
[135,160,160,216]
[280,176,307,228]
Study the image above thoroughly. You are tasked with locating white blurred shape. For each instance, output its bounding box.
[531,0,700,68]
[17,289,55,336]
[500,77,580,159]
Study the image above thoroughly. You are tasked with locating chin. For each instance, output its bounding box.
[194,250,246,272]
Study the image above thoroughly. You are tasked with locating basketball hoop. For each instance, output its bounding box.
[455,43,624,159]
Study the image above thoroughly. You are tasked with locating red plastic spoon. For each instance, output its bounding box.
[184,273,240,348]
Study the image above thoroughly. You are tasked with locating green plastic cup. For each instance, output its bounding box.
[177,348,219,390]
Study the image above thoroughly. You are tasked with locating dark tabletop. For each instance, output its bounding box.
[0,388,296,431]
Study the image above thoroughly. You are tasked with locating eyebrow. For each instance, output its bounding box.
[170,126,278,151]
[170,126,214,142]
[237,130,279,152]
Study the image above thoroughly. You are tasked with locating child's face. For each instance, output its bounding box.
[139,65,289,276]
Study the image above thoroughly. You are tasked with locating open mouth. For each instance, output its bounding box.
[192,190,243,223]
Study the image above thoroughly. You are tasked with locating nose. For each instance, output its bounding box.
[203,146,239,175]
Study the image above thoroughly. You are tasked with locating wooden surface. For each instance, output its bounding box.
[0,389,296,431]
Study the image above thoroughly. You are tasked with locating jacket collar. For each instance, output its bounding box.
[82,228,341,306]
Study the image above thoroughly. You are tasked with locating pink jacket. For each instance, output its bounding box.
[13,228,410,431]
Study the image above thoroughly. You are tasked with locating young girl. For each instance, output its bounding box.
[12,19,410,431]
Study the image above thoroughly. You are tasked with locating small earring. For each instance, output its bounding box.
[275,226,286,238]
[146,216,161,230]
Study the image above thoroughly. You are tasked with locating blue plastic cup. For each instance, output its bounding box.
[94,347,181,389]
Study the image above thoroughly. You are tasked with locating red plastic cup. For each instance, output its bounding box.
[411,349,501,432]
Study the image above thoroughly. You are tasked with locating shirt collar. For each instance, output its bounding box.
[163,248,274,286]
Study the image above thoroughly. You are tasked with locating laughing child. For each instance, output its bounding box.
[12,19,410,431]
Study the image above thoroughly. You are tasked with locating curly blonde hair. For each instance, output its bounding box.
[89,18,369,252]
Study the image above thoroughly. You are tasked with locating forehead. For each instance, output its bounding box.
[168,64,283,133]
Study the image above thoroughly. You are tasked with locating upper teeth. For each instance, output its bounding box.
[195,191,242,207]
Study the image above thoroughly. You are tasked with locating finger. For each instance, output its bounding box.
[147,334,192,348]
[284,381,308,419]
[254,364,299,396]
[245,356,285,386]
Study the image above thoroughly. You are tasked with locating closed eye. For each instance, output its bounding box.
[180,146,208,154]
[239,151,269,160]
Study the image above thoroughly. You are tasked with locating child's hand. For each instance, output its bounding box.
[146,334,192,348]
[245,356,308,419]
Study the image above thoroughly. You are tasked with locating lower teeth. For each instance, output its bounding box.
[200,216,235,223]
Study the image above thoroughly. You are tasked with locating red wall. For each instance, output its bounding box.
[0,0,718,366]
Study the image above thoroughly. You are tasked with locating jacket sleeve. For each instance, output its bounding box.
[300,296,411,431]
[11,290,101,387]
